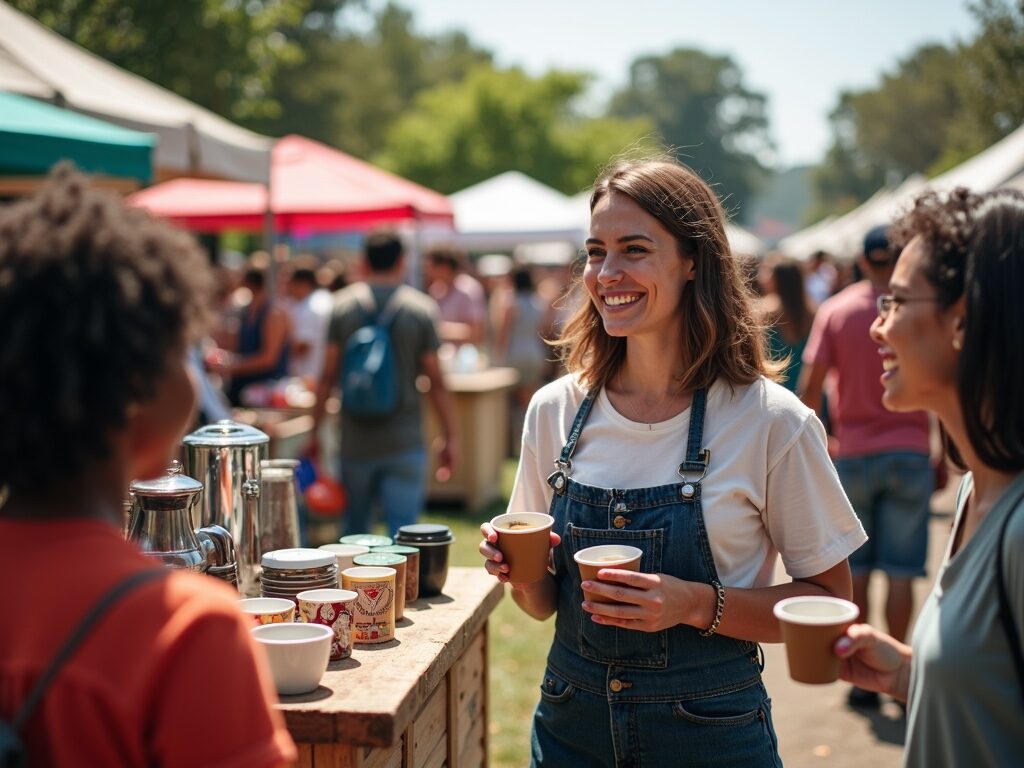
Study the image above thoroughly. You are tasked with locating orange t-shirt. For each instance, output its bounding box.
[0,517,297,768]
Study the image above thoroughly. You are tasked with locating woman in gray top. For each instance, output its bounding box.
[835,187,1024,767]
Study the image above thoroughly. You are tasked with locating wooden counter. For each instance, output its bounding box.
[279,567,504,767]
[425,367,519,513]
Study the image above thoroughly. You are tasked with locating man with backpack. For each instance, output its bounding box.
[310,231,458,537]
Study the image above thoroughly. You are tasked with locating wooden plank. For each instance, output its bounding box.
[454,633,485,756]
[280,569,503,747]
[421,732,447,768]
[310,744,361,768]
[294,743,314,767]
[457,714,485,768]
[412,679,447,768]
[362,742,404,768]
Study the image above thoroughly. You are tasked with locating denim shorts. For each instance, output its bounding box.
[835,452,931,578]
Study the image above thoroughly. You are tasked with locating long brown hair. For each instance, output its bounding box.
[763,254,815,342]
[554,160,780,391]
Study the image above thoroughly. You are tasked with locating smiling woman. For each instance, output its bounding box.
[478,158,868,767]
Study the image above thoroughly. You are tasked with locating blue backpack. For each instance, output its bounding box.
[340,286,401,419]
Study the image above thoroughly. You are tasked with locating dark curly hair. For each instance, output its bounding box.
[891,186,1024,473]
[0,165,214,493]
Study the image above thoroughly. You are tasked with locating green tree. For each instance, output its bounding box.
[9,0,349,124]
[375,65,654,194]
[256,3,493,158]
[607,48,773,217]
[943,0,1024,167]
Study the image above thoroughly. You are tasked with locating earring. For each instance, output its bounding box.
[952,338,963,351]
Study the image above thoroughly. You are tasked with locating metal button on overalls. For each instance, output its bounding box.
[612,515,628,529]
[608,679,624,693]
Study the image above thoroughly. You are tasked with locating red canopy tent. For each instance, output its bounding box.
[126,134,454,234]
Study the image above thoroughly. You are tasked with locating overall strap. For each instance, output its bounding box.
[12,568,166,731]
[996,488,1024,704]
[675,388,710,499]
[555,389,598,473]
[547,389,597,493]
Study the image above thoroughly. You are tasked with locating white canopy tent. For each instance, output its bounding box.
[0,1,272,183]
[780,122,1024,260]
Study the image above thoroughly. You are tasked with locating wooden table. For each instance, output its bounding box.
[425,367,519,512]
[279,568,504,768]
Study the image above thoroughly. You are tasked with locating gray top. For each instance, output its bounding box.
[905,471,1024,767]
[328,282,440,459]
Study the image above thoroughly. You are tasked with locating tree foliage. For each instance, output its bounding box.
[9,0,351,123]
[607,48,773,216]
[253,3,493,158]
[811,0,1024,219]
[375,66,654,194]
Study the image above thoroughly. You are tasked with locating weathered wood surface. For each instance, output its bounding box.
[278,567,503,748]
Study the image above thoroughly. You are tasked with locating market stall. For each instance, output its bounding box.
[279,567,502,767]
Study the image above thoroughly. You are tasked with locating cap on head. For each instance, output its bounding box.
[863,224,893,264]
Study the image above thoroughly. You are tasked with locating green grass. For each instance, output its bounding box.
[423,461,553,768]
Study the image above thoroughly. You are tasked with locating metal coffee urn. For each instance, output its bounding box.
[183,420,269,596]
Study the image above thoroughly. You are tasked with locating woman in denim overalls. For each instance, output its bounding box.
[481,160,862,767]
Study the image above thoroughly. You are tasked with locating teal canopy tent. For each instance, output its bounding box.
[0,91,154,181]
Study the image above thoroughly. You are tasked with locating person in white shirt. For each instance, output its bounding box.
[285,266,331,386]
[479,159,865,766]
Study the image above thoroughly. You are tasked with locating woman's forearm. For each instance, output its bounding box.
[511,574,559,621]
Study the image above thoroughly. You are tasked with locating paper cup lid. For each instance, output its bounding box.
[395,523,453,543]
[339,534,393,547]
[262,548,337,569]
[354,552,406,567]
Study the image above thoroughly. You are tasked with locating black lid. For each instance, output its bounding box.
[395,523,453,544]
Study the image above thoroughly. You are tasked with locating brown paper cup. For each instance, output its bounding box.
[773,596,859,684]
[491,512,555,584]
[573,545,643,603]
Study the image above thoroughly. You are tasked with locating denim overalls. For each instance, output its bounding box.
[532,388,782,767]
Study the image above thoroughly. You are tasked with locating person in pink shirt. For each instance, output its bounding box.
[800,224,933,709]
[423,247,488,346]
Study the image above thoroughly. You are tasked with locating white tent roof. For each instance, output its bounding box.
[450,171,584,239]
[780,122,1024,260]
[0,1,272,183]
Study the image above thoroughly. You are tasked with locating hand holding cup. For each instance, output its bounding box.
[480,513,559,586]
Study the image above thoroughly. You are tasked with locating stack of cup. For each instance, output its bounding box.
[260,548,339,603]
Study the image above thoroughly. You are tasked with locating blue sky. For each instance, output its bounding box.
[353,0,976,169]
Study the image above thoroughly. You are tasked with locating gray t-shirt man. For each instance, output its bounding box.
[327,282,441,459]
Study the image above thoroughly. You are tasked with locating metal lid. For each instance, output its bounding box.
[129,460,203,496]
[395,524,453,544]
[371,545,420,556]
[261,548,337,569]
[354,552,406,567]
[339,534,393,548]
[183,420,269,447]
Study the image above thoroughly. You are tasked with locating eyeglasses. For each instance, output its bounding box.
[876,294,941,319]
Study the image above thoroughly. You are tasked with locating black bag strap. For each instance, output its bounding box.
[356,283,401,329]
[996,495,1024,704]
[12,568,166,731]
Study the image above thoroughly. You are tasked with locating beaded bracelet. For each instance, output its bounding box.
[699,581,726,637]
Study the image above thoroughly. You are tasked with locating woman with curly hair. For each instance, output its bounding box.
[0,167,295,767]
[835,187,1024,767]
[479,159,866,766]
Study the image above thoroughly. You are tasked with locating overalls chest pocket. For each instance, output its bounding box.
[568,523,668,668]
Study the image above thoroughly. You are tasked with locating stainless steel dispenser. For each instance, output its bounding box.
[183,420,269,596]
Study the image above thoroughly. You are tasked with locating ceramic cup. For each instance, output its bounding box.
[490,512,555,584]
[773,596,860,684]
[573,545,643,603]
[237,597,296,625]
[296,588,358,661]
[341,566,397,645]
[251,622,332,695]
[318,543,370,573]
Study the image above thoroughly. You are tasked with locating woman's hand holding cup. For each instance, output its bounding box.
[479,513,559,588]
[833,623,912,702]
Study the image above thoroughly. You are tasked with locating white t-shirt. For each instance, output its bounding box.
[287,290,331,380]
[509,374,866,587]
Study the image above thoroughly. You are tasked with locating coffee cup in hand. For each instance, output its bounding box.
[573,545,643,603]
[490,512,555,584]
[773,596,859,684]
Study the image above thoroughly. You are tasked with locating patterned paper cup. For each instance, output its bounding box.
[238,597,296,625]
[296,589,357,661]
[341,566,396,645]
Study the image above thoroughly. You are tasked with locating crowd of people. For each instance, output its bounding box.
[1,158,1022,766]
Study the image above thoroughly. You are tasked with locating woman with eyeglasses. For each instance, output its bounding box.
[835,187,1024,767]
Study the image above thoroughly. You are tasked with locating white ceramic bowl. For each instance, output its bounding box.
[251,622,333,695]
